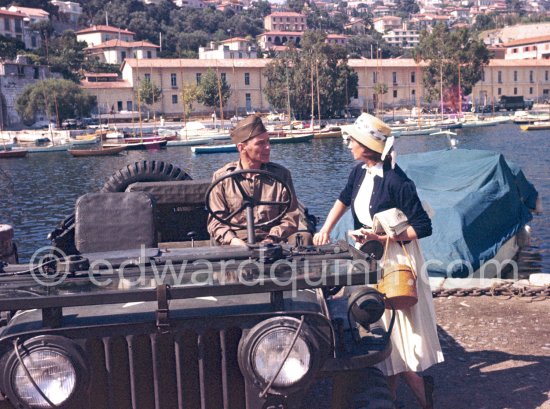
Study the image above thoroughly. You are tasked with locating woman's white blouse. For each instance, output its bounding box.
[354,162,384,227]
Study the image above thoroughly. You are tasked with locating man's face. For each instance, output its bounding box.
[239,132,271,165]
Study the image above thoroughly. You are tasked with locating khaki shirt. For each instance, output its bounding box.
[207,161,300,244]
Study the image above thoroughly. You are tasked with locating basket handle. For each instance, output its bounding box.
[399,241,417,279]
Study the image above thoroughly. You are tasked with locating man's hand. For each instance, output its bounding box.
[229,237,247,246]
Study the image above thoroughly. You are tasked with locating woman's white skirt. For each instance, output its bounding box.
[376,239,444,376]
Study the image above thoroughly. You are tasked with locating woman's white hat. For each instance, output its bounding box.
[342,113,393,155]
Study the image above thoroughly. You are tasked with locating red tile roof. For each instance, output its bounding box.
[80,80,133,89]
[0,9,25,18]
[259,31,304,36]
[503,35,550,47]
[86,39,159,50]
[221,37,249,43]
[268,12,304,17]
[76,25,135,35]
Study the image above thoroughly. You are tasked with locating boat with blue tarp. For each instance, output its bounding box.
[330,149,539,278]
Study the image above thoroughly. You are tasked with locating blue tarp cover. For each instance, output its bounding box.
[331,149,537,277]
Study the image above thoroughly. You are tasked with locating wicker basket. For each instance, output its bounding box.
[377,238,418,310]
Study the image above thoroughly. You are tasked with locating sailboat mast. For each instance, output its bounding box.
[315,62,321,129]
[216,64,224,130]
[310,55,314,128]
[136,56,143,140]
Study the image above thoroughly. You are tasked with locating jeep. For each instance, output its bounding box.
[0,161,394,409]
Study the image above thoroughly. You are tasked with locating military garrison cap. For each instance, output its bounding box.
[230,114,268,144]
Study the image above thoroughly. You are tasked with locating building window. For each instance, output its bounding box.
[221,73,226,83]
[14,19,21,33]
[513,87,517,95]
[498,88,501,95]
[147,51,152,59]
[117,101,123,111]
[392,72,397,84]
[411,72,415,83]
[529,87,533,94]
[481,70,485,82]
[244,72,250,86]
[529,71,534,83]
[171,73,177,87]
[172,95,178,104]
[238,52,242,58]
[196,73,201,84]
[513,71,518,82]
[373,72,377,84]
[393,90,397,98]
[4,17,10,31]
[498,71,502,84]
[121,51,126,60]
[546,71,549,81]
[144,73,151,81]
[31,36,37,48]
[245,93,252,112]
[127,101,133,111]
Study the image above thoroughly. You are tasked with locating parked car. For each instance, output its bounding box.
[497,96,532,111]
[0,161,394,409]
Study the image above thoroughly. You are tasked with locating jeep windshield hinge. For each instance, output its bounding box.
[155,284,171,333]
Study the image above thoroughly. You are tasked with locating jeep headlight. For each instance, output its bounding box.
[253,327,311,387]
[1,336,88,408]
[238,316,322,395]
[13,349,76,407]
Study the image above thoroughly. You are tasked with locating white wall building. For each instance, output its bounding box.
[199,38,257,59]
[49,1,82,24]
[76,25,135,47]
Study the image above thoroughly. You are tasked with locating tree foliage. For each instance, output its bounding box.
[415,25,490,109]
[264,31,358,119]
[180,83,200,124]
[196,69,231,110]
[0,35,26,60]
[15,79,95,125]
[137,78,162,106]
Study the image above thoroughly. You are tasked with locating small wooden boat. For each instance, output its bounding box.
[124,136,167,144]
[0,149,28,158]
[68,145,126,157]
[192,143,236,154]
[271,134,314,144]
[70,136,100,145]
[520,121,550,131]
[167,138,213,147]
[104,140,167,151]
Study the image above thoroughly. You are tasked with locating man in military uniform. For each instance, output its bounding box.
[207,115,300,245]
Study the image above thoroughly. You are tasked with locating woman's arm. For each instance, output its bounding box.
[359,225,418,243]
[313,200,348,245]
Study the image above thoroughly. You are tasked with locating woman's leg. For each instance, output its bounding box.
[401,371,432,408]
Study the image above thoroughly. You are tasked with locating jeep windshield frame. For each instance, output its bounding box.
[0,243,379,312]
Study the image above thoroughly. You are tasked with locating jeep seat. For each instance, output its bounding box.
[126,180,211,243]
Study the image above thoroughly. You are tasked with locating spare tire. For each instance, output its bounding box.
[101,160,192,192]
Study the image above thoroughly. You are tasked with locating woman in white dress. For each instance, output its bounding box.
[313,113,444,409]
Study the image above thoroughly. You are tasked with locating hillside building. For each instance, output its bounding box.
[199,38,257,59]
[76,25,135,47]
[49,1,83,24]
[85,39,160,64]
[264,12,307,31]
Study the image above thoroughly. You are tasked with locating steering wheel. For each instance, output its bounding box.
[205,169,293,232]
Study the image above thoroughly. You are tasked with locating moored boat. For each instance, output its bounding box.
[0,149,28,159]
[68,145,126,157]
[104,139,167,150]
[519,121,550,131]
[192,133,313,154]
[331,149,540,279]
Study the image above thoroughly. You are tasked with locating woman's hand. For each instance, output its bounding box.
[313,230,331,245]
[359,228,388,243]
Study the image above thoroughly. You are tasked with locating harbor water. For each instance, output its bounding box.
[0,122,548,276]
